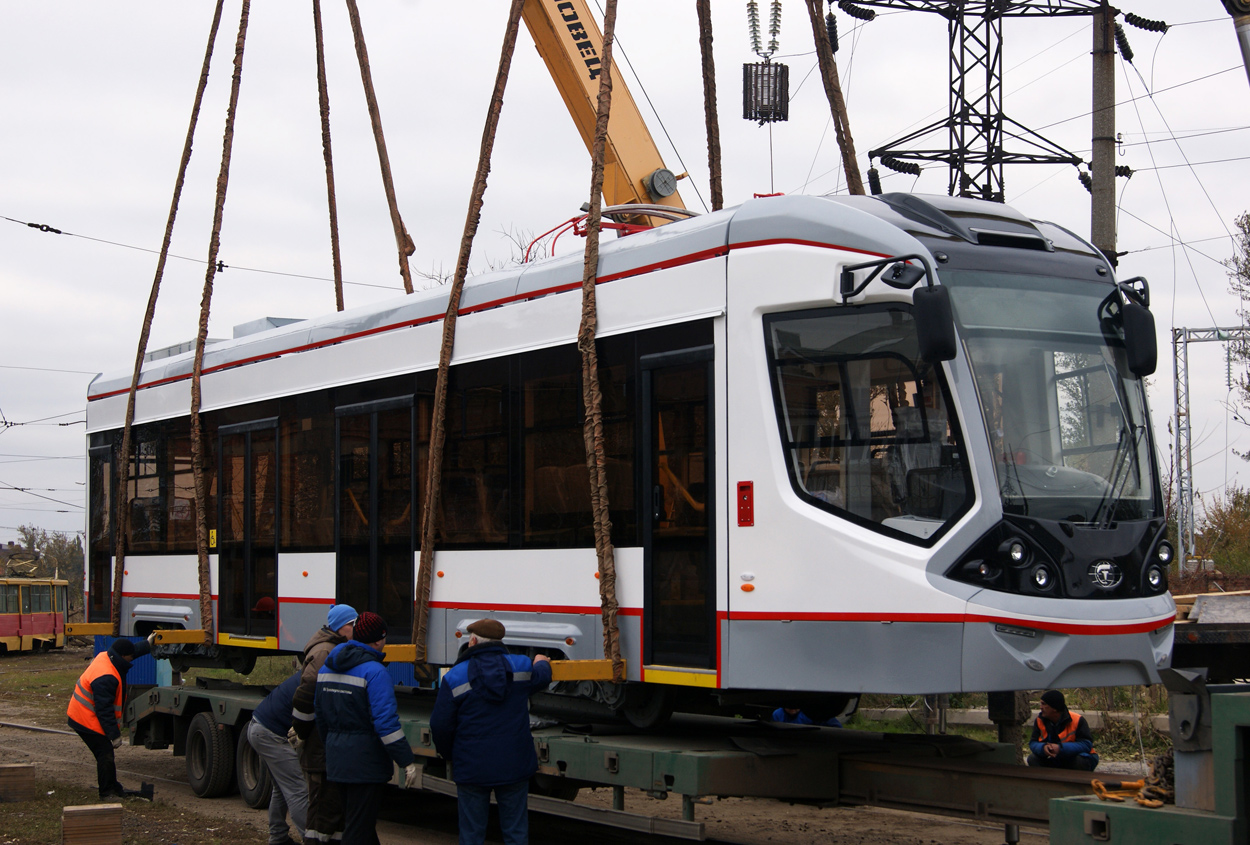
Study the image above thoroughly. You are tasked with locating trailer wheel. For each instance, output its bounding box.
[235,727,273,809]
[186,712,235,798]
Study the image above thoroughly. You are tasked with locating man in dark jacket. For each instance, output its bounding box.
[66,636,152,798]
[430,619,551,845]
[248,671,308,845]
[314,611,417,845]
[291,602,355,844]
[1027,689,1099,771]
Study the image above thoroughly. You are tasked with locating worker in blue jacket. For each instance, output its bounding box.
[314,612,418,845]
[430,618,551,845]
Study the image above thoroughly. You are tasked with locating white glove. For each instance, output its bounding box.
[146,631,158,646]
[287,727,304,752]
[404,762,420,789]
[112,736,123,749]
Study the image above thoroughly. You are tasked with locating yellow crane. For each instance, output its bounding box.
[522,0,688,217]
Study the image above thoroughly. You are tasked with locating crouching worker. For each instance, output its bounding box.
[247,671,309,845]
[1027,689,1099,771]
[315,612,418,845]
[66,635,153,799]
[430,619,552,845]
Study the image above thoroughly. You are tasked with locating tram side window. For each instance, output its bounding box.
[87,444,112,621]
[522,347,590,547]
[3,586,18,613]
[20,587,30,614]
[443,360,510,547]
[127,433,162,552]
[281,407,336,551]
[164,429,197,550]
[32,585,51,613]
[765,305,973,543]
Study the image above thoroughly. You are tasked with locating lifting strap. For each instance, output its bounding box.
[312,0,345,312]
[695,0,724,212]
[345,0,415,295]
[804,0,865,195]
[412,0,529,660]
[189,0,252,643]
[110,0,227,637]
[579,0,624,680]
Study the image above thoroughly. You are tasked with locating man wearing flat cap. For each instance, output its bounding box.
[431,619,552,845]
[1027,689,1099,771]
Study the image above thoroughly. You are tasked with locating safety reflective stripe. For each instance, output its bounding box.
[319,673,366,687]
[292,709,316,722]
[380,729,406,745]
[513,671,531,682]
[451,682,472,697]
[1036,711,1096,756]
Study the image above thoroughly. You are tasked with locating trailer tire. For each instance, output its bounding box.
[236,726,273,809]
[187,712,235,798]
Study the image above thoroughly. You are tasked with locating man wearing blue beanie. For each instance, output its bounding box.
[291,603,356,843]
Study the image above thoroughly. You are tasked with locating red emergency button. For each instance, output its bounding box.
[737,481,754,527]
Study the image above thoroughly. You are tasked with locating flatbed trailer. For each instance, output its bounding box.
[125,677,1101,841]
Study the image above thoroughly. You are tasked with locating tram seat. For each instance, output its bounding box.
[804,459,844,507]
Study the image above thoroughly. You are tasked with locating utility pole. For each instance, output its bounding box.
[1090,0,1116,262]
[1223,0,1250,89]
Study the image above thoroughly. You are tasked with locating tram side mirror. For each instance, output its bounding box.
[913,285,957,363]
[1122,300,1157,377]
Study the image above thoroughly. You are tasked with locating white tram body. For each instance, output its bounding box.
[85,193,1175,699]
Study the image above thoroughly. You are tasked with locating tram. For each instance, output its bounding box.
[84,193,1175,717]
[0,576,70,653]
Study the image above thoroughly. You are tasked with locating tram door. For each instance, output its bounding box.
[336,399,414,642]
[641,347,715,669]
[218,420,278,639]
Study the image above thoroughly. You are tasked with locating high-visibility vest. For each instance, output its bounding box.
[1036,710,1096,756]
[67,651,122,735]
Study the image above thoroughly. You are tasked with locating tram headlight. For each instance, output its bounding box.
[998,537,1029,566]
[1143,563,1167,595]
[1031,565,1055,591]
[1155,542,1174,566]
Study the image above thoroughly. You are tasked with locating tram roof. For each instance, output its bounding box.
[88,193,1090,399]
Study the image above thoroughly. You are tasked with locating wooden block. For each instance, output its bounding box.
[383,644,417,663]
[0,763,38,802]
[549,659,626,682]
[152,629,208,644]
[64,623,114,636]
[62,803,122,845]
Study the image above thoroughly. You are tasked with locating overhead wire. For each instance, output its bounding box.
[1117,51,1219,329]
[591,0,709,213]
[0,214,405,292]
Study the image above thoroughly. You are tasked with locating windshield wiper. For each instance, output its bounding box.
[1093,423,1143,528]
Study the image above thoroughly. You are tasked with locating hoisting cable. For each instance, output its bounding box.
[345,0,415,295]
[696,0,724,212]
[189,0,252,644]
[804,0,864,195]
[412,0,528,660]
[110,0,227,638]
[580,0,624,680]
[312,0,345,312]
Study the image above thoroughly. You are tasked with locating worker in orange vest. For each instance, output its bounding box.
[66,636,153,798]
[1026,689,1099,771]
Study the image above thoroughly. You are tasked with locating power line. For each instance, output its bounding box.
[0,364,98,376]
[0,214,406,293]
[0,482,84,509]
[1033,66,1241,133]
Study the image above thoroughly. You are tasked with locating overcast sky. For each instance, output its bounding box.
[0,0,1245,540]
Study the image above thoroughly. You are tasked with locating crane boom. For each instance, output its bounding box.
[522,0,687,215]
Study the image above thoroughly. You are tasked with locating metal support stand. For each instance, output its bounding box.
[1003,822,1020,844]
[681,794,695,822]
[613,785,624,811]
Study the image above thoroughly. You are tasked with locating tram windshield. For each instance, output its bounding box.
[944,270,1157,523]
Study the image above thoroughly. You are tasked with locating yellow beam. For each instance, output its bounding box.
[152,629,209,644]
[549,659,626,682]
[65,623,114,636]
[383,644,417,664]
[522,0,685,214]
